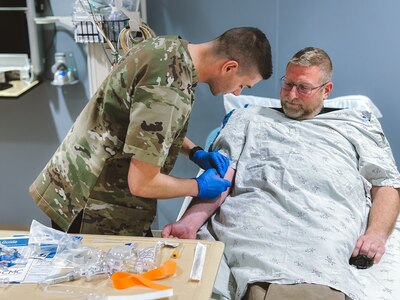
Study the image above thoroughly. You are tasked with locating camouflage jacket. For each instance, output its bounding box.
[30,36,198,236]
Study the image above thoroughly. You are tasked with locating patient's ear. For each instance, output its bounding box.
[323,82,334,99]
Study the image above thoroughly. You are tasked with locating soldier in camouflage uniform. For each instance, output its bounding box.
[29,27,273,236]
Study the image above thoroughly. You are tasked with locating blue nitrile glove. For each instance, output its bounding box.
[195,169,231,199]
[191,149,230,177]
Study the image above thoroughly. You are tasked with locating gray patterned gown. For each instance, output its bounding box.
[202,106,400,300]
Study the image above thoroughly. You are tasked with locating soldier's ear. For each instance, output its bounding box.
[222,60,239,74]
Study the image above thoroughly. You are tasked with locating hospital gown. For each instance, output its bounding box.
[202,106,400,300]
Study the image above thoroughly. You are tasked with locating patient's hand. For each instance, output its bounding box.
[162,221,197,239]
[352,232,387,264]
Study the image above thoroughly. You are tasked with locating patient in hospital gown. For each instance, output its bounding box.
[162,47,400,300]
[203,105,399,299]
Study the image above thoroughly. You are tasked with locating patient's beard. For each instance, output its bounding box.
[281,99,323,120]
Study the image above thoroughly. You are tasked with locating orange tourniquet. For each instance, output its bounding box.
[112,259,177,290]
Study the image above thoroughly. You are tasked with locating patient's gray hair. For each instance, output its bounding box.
[288,47,333,83]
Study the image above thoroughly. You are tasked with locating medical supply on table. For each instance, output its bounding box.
[40,270,80,285]
[125,241,178,274]
[39,242,178,298]
[84,269,110,282]
[134,243,161,274]
[159,241,179,248]
[2,220,205,300]
[190,242,207,281]
[0,223,225,300]
[37,232,179,290]
[171,244,183,259]
[112,259,176,290]
[78,251,110,282]
[28,220,82,259]
[42,284,172,300]
[46,246,113,284]
[40,283,105,299]
[106,243,137,273]
[195,169,231,199]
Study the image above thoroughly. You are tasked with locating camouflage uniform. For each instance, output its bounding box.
[30,36,198,236]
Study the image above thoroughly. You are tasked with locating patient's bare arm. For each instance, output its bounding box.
[352,186,400,264]
[162,167,235,239]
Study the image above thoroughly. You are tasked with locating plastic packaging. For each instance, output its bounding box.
[29,220,182,297]
[132,241,176,273]
[40,271,80,285]
[190,242,207,281]
[106,243,137,273]
[40,284,105,299]
[28,220,82,259]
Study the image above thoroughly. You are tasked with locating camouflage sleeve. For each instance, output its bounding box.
[123,85,191,166]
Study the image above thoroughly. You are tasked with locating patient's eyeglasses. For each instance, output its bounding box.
[280,76,329,96]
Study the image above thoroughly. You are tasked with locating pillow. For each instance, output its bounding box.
[223,94,280,113]
[223,94,382,118]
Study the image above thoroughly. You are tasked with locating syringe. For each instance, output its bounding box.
[40,271,80,285]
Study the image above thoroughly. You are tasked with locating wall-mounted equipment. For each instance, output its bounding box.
[0,0,44,97]
[51,52,79,86]
[80,0,152,96]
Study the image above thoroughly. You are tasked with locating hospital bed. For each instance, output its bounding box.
[177,94,400,300]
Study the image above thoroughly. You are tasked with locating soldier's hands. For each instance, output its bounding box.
[162,222,197,239]
[352,231,387,264]
[195,169,231,199]
[191,150,230,177]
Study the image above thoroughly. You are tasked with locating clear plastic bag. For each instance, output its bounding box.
[28,220,82,260]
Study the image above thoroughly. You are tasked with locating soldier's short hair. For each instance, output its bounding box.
[213,27,273,80]
[288,47,333,83]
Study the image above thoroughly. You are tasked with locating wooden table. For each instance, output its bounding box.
[0,230,224,300]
